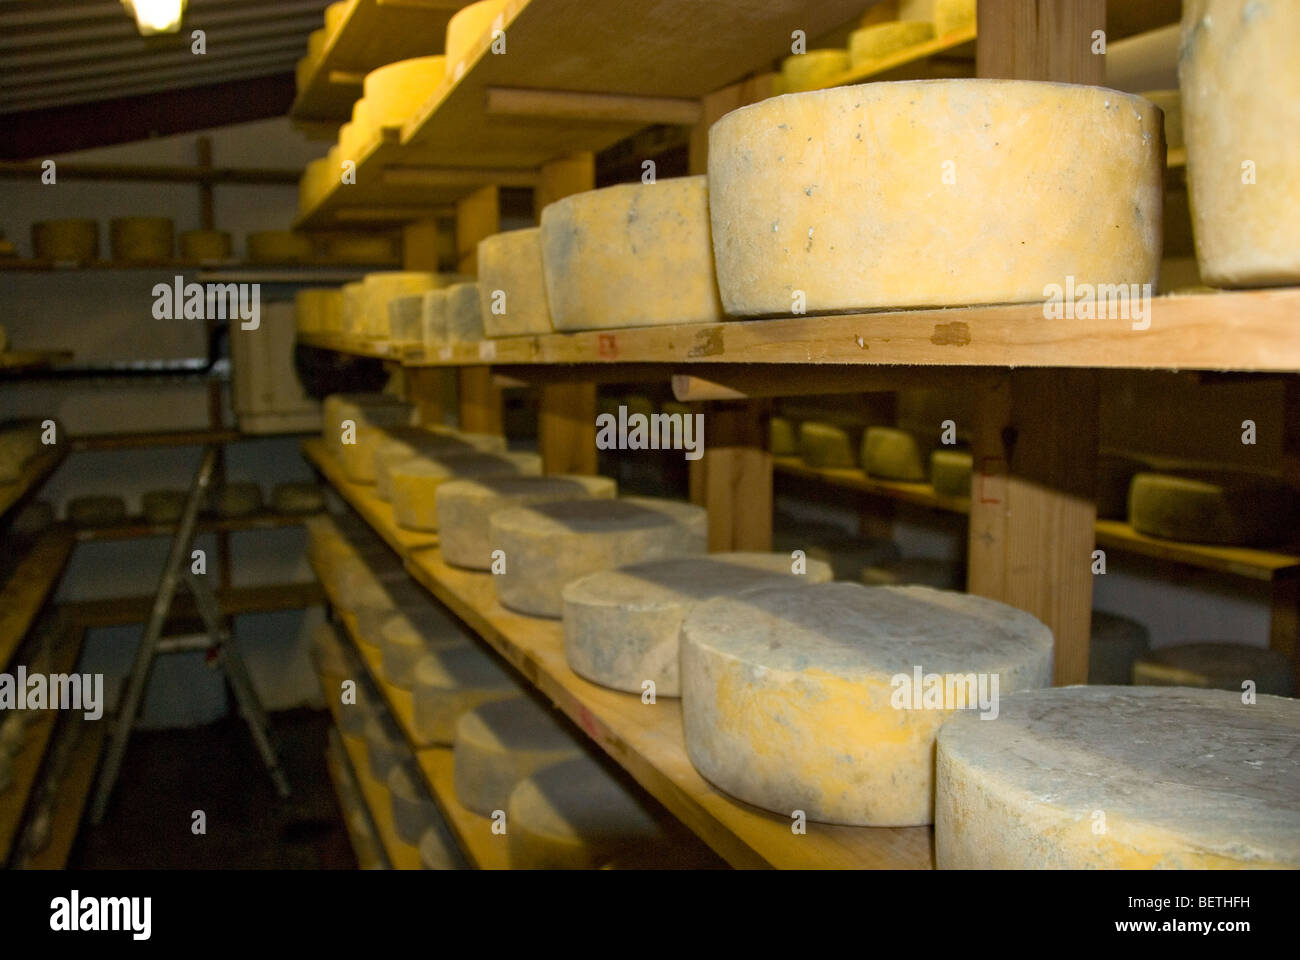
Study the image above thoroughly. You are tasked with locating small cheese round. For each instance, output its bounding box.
[361,56,446,133]
[374,430,506,500]
[452,697,584,817]
[295,288,343,334]
[324,0,350,36]
[336,680,377,736]
[391,452,544,532]
[361,271,439,339]
[563,552,834,696]
[410,645,520,745]
[769,416,798,456]
[848,20,935,68]
[681,583,1054,825]
[388,293,423,342]
[1132,642,1293,697]
[142,490,187,525]
[310,621,353,679]
[477,228,552,337]
[352,579,434,646]
[180,229,231,261]
[1127,470,1295,545]
[245,230,311,264]
[110,217,173,262]
[929,448,972,498]
[363,712,407,784]
[1140,88,1182,152]
[539,176,723,331]
[437,474,617,570]
[379,606,473,689]
[271,482,325,515]
[443,282,485,342]
[32,219,99,262]
[445,0,508,72]
[708,80,1163,316]
[339,281,366,335]
[934,0,975,36]
[209,482,262,518]
[861,556,964,590]
[419,289,448,347]
[862,426,929,481]
[489,497,708,618]
[506,756,665,869]
[798,421,856,468]
[67,495,127,527]
[387,762,439,846]
[1086,610,1150,685]
[781,50,849,92]
[936,686,1300,868]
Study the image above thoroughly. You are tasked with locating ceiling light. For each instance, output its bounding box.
[121,0,188,36]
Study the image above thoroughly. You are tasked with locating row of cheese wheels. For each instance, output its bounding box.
[47,483,325,528]
[299,0,510,213]
[320,394,1298,866]
[294,273,487,350]
[309,515,711,868]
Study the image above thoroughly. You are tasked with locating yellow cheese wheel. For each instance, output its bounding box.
[477,228,553,337]
[339,281,366,335]
[929,448,972,498]
[798,421,857,468]
[142,490,187,525]
[362,56,446,133]
[1086,610,1149,685]
[1139,88,1182,153]
[320,234,398,265]
[246,230,312,264]
[373,428,505,500]
[445,0,508,75]
[379,606,472,689]
[67,496,127,527]
[387,293,423,342]
[179,229,231,261]
[299,157,333,214]
[934,0,976,37]
[770,417,798,456]
[681,583,1053,825]
[411,645,520,745]
[708,80,1164,316]
[848,20,935,68]
[1127,470,1296,546]
[307,27,328,61]
[1180,0,1300,286]
[295,55,314,94]
[936,686,1300,868]
[324,0,352,36]
[209,482,263,518]
[1133,642,1293,697]
[110,217,173,262]
[391,452,544,532]
[443,282,485,342]
[539,176,723,331]
[418,821,466,870]
[781,50,849,92]
[862,426,930,481]
[364,272,441,338]
[321,392,413,457]
[295,288,343,334]
[418,289,448,347]
[453,697,584,817]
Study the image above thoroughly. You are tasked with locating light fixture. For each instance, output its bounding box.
[121,0,188,36]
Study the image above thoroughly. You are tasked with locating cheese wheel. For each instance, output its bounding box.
[337,121,367,166]
[361,56,446,133]
[388,762,439,845]
[681,583,1054,825]
[410,645,520,745]
[142,490,187,525]
[798,421,856,468]
[1095,453,1146,519]
[1127,470,1295,545]
[379,606,473,689]
[443,282,485,342]
[437,474,617,570]
[209,482,262,518]
[246,230,312,264]
[862,426,930,481]
[1180,0,1300,286]
[936,686,1300,868]
[67,495,126,527]
[364,713,407,783]
[388,293,423,342]
[110,217,173,262]
[340,281,366,335]
[337,679,378,736]
[323,393,413,459]
[1140,88,1183,153]
[769,417,798,456]
[362,271,438,338]
[708,80,1164,316]
[445,0,508,73]
[506,757,665,869]
[861,556,965,590]
[299,157,331,214]
[477,228,552,337]
[781,50,849,92]
[539,176,724,331]
[453,697,584,817]
[307,27,327,61]
[563,552,834,697]
[934,0,975,36]
[374,430,505,500]
[321,234,398,265]
[271,482,324,515]
[848,21,935,68]
[929,448,972,498]
[323,0,351,36]
[391,452,543,532]
[353,580,433,645]
[1133,642,1293,697]
[179,229,231,261]
[417,288,449,347]
[1086,610,1150,685]
[419,822,465,870]
[11,500,54,538]
[310,621,354,680]
[31,220,99,262]
[490,497,709,618]
[339,420,426,484]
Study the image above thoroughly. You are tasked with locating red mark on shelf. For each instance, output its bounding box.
[598,334,618,359]
[978,457,1005,504]
[577,705,600,738]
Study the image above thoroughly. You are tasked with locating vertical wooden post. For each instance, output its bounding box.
[858,393,899,542]
[403,217,447,426]
[455,185,504,435]
[688,78,777,546]
[1275,376,1300,689]
[197,135,231,590]
[536,154,597,474]
[967,2,1105,685]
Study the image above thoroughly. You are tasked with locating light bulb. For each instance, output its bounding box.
[122,0,187,35]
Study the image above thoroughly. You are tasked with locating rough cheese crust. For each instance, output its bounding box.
[445,0,507,72]
[372,428,498,500]
[390,452,543,532]
[477,228,553,337]
[848,20,935,68]
[1127,470,1296,545]
[863,426,930,481]
[539,176,724,331]
[452,697,584,817]
[437,474,617,570]
[410,645,520,746]
[388,762,439,845]
[360,272,438,338]
[363,712,406,783]
[708,79,1163,316]
[680,582,1053,826]
[1180,0,1300,285]
[562,552,833,696]
[489,497,708,618]
[443,282,485,342]
[936,686,1300,868]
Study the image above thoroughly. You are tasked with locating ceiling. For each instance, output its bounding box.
[0,0,331,115]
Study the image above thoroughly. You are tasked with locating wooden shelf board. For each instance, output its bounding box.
[802,25,977,91]
[0,259,391,276]
[302,438,439,556]
[774,457,971,514]
[20,721,107,870]
[0,450,63,521]
[0,351,72,373]
[297,331,399,360]
[68,429,244,450]
[74,510,319,542]
[62,581,325,629]
[325,731,389,869]
[0,160,299,186]
[0,528,75,674]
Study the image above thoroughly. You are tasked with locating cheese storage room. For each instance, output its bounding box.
[0,0,1296,918]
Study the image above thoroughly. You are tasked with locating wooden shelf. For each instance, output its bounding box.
[68,429,244,451]
[0,528,75,674]
[325,729,389,869]
[73,510,320,542]
[0,259,393,277]
[20,721,107,870]
[0,352,72,374]
[302,438,439,555]
[0,450,63,521]
[62,581,325,629]
[297,331,401,361]
[800,25,977,91]
[0,160,299,186]
[775,456,971,514]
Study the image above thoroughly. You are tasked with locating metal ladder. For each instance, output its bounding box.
[89,446,290,824]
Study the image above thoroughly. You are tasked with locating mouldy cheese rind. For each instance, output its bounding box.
[477,228,553,337]
[781,50,849,92]
[1180,0,1300,286]
[361,272,439,339]
[1127,470,1295,546]
[387,762,440,846]
[410,645,520,745]
[680,582,1054,826]
[388,293,424,342]
[505,756,665,870]
[489,497,708,618]
[539,176,724,331]
[419,821,466,870]
[452,697,584,818]
[443,282,485,342]
[390,451,543,532]
[935,686,1300,868]
[373,429,505,500]
[707,80,1163,316]
[1086,610,1150,685]
[437,474,617,570]
[1132,641,1293,697]
[363,712,406,783]
[562,552,833,697]
[379,606,472,689]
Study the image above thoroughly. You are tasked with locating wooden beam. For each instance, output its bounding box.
[485,87,702,126]
[0,160,300,185]
[705,401,773,551]
[976,0,1105,84]
[382,166,538,189]
[672,366,991,401]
